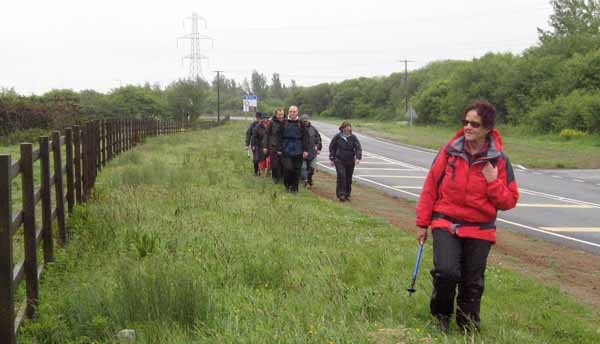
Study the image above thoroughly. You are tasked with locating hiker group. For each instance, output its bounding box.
[245,100,520,335]
[245,105,362,200]
[245,105,322,193]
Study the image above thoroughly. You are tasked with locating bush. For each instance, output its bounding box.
[528,89,600,133]
[559,128,587,140]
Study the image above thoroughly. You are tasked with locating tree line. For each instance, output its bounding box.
[286,0,600,134]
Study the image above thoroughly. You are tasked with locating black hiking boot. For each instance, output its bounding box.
[435,315,450,333]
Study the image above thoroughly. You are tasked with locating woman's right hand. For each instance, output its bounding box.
[416,227,428,244]
[330,160,335,167]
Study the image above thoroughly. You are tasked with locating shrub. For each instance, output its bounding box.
[559,128,587,140]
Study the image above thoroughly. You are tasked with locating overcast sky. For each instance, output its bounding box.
[1,0,553,95]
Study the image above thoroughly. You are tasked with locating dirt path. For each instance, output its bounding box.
[310,171,600,312]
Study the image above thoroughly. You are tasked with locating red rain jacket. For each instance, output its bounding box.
[416,128,519,243]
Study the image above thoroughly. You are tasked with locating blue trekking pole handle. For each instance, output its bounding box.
[407,243,424,295]
[412,243,424,279]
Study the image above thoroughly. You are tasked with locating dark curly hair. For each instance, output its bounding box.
[463,100,496,129]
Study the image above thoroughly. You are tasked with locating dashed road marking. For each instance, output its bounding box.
[517,203,594,208]
[354,168,418,171]
[356,175,426,179]
[540,227,600,233]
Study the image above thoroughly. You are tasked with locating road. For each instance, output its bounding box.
[310,120,600,255]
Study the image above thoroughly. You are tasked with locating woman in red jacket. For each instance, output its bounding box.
[416,100,519,333]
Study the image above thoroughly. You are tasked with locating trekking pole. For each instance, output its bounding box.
[407,243,424,296]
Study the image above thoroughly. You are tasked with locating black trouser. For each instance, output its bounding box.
[270,151,283,183]
[430,229,491,330]
[282,155,303,191]
[334,161,355,198]
[307,160,315,185]
[252,148,260,175]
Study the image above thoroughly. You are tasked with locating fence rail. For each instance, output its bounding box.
[0,116,229,343]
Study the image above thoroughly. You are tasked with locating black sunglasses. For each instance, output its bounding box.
[462,119,482,128]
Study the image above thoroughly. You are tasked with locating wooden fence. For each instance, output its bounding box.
[0,116,229,343]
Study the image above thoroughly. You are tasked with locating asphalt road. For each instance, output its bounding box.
[310,120,600,255]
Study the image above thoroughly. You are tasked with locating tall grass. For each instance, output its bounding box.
[18,122,600,343]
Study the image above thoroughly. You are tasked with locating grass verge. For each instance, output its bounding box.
[18,121,600,343]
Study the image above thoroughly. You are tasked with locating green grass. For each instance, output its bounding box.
[18,122,600,343]
[317,118,600,169]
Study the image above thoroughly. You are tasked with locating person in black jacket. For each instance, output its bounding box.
[281,105,309,193]
[329,121,362,201]
[300,114,322,188]
[251,112,270,176]
[245,112,261,176]
[262,108,285,184]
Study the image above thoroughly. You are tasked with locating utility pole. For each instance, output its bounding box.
[178,12,213,80]
[397,59,415,126]
[213,70,224,123]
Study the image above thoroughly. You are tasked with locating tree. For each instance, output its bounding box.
[109,85,167,118]
[270,73,284,99]
[538,0,600,40]
[251,70,268,100]
[165,79,210,119]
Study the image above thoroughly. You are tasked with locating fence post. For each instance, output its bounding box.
[126,119,130,150]
[39,137,54,262]
[73,126,82,205]
[95,121,101,172]
[65,128,74,214]
[93,122,99,184]
[52,132,67,244]
[107,120,112,162]
[0,155,16,344]
[80,126,87,202]
[20,143,38,319]
[101,120,106,167]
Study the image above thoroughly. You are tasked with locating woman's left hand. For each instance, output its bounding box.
[355,159,360,165]
[482,161,498,182]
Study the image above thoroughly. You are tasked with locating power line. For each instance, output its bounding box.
[177,12,213,80]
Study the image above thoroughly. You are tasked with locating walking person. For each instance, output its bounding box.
[415,100,519,333]
[281,105,308,193]
[263,108,286,184]
[300,114,322,188]
[251,112,270,176]
[245,112,261,176]
[329,121,361,201]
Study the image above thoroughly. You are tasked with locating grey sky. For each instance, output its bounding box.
[1,0,553,95]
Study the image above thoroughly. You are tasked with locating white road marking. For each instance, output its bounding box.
[356,175,426,179]
[518,188,600,209]
[354,168,419,171]
[573,179,585,183]
[497,219,600,249]
[540,227,600,233]
[514,164,527,170]
[517,203,594,208]
[393,186,422,189]
[552,175,563,179]
[352,132,438,155]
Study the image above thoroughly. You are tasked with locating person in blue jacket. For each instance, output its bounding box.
[280,105,309,193]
